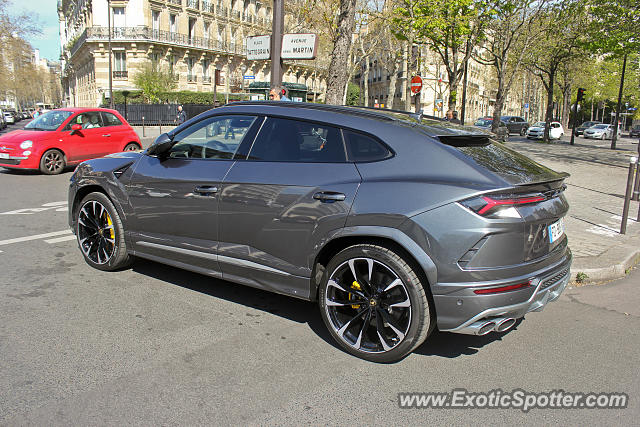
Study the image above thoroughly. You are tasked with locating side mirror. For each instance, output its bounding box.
[70,124,82,135]
[147,133,174,156]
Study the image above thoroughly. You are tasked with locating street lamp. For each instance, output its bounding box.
[108,0,113,109]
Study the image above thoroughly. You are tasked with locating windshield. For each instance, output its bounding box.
[582,122,598,127]
[532,122,545,127]
[474,119,492,127]
[24,110,73,131]
[592,124,607,129]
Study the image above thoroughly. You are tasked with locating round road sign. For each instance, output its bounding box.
[411,76,423,94]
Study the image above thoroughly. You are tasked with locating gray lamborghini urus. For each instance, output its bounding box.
[69,102,571,362]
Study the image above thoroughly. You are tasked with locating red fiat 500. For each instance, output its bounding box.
[0,108,141,174]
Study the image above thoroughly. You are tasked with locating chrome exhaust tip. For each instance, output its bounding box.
[456,320,496,335]
[495,318,516,332]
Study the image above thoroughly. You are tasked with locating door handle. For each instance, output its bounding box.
[194,185,218,196]
[102,134,111,137]
[313,191,346,203]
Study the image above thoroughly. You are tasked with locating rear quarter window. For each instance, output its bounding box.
[343,130,392,162]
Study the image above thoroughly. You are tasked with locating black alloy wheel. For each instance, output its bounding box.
[319,244,433,362]
[76,192,131,271]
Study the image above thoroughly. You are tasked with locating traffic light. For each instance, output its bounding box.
[577,87,586,102]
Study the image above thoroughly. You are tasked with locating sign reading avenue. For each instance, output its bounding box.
[281,33,317,60]
[246,35,271,60]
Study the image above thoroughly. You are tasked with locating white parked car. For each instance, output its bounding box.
[526,121,564,140]
[583,124,614,140]
[3,112,15,125]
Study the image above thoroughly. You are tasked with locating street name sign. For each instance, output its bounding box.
[281,33,317,60]
[246,35,271,60]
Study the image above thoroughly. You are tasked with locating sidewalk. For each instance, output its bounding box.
[507,135,640,283]
[133,126,640,283]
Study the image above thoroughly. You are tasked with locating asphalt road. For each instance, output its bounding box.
[0,132,639,425]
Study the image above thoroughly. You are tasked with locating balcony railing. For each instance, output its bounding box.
[113,70,128,79]
[168,0,182,6]
[231,10,241,20]
[187,0,198,9]
[79,26,246,56]
[202,76,212,84]
[187,74,197,82]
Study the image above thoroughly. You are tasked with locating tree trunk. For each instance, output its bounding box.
[491,77,506,133]
[325,0,358,105]
[386,58,400,110]
[561,84,571,131]
[401,43,409,110]
[543,69,555,143]
[363,58,370,107]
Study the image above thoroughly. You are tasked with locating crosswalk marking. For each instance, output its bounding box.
[0,230,72,246]
[44,235,77,244]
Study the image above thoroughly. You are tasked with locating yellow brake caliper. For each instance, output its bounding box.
[105,212,114,239]
[350,281,361,309]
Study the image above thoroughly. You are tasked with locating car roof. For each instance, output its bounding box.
[56,107,121,114]
[221,101,487,138]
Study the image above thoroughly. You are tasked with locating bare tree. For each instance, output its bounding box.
[325,0,358,105]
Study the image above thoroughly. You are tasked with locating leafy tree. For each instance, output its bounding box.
[525,0,588,142]
[132,63,177,104]
[586,0,640,148]
[346,82,360,105]
[474,0,546,133]
[392,0,490,111]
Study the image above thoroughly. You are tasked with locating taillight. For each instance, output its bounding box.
[473,281,532,295]
[460,193,546,218]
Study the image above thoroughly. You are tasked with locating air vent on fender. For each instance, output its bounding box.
[113,162,133,179]
[457,236,489,269]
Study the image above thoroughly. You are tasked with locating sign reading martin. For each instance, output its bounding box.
[281,33,317,60]
[246,35,271,60]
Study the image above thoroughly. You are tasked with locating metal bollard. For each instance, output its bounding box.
[142,116,145,137]
[620,156,637,234]
[633,156,640,202]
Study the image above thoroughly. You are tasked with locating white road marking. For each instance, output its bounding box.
[1,201,68,215]
[41,201,67,207]
[0,230,72,246]
[44,235,77,244]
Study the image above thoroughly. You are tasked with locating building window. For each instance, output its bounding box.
[113,51,127,79]
[112,7,125,28]
[152,10,160,32]
[187,57,196,82]
[204,22,210,39]
[170,14,177,33]
[202,59,210,83]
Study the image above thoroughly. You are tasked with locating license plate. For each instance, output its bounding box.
[548,218,565,243]
[0,153,9,159]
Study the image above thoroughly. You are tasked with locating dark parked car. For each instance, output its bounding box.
[68,102,571,362]
[629,125,640,138]
[501,115,529,135]
[575,120,601,136]
[473,117,509,142]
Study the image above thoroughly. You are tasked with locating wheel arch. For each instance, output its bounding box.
[310,227,438,302]
[71,183,125,232]
[123,141,142,150]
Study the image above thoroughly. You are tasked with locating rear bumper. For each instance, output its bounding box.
[434,248,571,331]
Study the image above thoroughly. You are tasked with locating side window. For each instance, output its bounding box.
[248,117,346,163]
[343,129,391,162]
[64,112,103,130]
[102,112,123,127]
[168,115,256,160]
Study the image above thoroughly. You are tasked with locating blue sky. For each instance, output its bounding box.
[10,0,60,61]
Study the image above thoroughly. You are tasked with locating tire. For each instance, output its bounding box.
[502,133,508,142]
[39,149,66,175]
[76,192,132,271]
[520,127,527,136]
[123,142,140,151]
[318,244,433,362]
[601,133,605,140]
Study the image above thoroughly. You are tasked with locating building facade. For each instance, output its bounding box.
[58,0,326,107]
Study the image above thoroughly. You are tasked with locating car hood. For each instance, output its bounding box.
[0,129,53,146]
[585,128,604,133]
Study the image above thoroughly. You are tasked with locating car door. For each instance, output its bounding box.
[61,112,107,162]
[125,114,260,276]
[100,111,128,154]
[217,116,361,298]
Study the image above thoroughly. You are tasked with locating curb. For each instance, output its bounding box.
[570,243,640,284]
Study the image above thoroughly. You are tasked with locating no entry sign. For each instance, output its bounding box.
[411,76,423,94]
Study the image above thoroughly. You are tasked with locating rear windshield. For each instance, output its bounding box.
[457,141,566,185]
